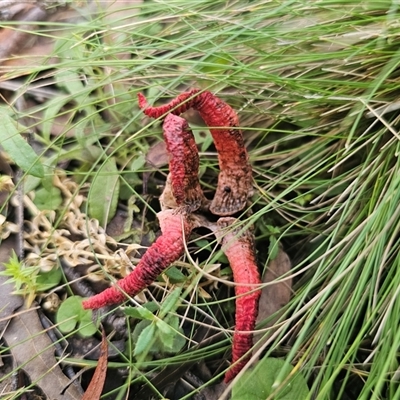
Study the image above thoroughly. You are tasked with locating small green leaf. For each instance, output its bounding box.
[134,323,156,356]
[88,157,120,226]
[159,324,175,350]
[24,175,42,193]
[160,315,186,353]
[265,225,280,235]
[231,357,310,400]
[79,310,98,337]
[212,250,229,264]
[41,95,70,142]
[137,307,156,321]
[170,330,186,353]
[124,302,159,319]
[57,311,77,333]
[33,186,63,211]
[132,319,150,342]
[55,70,88,108]
[124,308,145,319]
[164,267,186,283]
[36,267,62,291]
[0,109,44,178]
[132,315,186,356]
[130,154,146,172]
[156,319,173,336]
[269,236,280,260]
[56,296,97,337]
[159,287,182,318]
[195,239,212,250]
[294,192,314,206]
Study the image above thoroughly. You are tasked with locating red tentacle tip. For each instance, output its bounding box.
[137,93,148,110]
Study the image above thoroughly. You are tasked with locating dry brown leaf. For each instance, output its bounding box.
[0,2,97,74]
[143,140,169,193]
[0,2,29,21]
[0,41,56,71]
[0,236,79,397]
[0,6,48,61]
[146,140,169,168]
[3,304,83,399]
[82,327,108,400]
[254,246,292,348]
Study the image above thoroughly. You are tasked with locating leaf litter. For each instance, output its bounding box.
[0,236,82,399]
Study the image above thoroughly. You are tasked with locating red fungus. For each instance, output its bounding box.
[215,217,261,383]
[138,90,253,216]
[82,210,194,310]
[83,91,261,384]
[162,113,207,212]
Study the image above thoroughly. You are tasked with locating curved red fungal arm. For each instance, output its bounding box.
[82,210,194,309]
[138,90,253,216]
[216,217,261,383]
[162,113,207,212]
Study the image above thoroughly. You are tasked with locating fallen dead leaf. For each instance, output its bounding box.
[0,231,82,399]
[254,246,292,349]
[0,1,97,74]
[0,6,48,61]
[2,302,83,399]
[146,140,169,168]
[82,327,108,400]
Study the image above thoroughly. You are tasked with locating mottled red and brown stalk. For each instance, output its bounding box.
[82,210,194,309]
[83,92,260,384]
[162,113,207,212]
[216,217,261,383]
[138,90,253,216]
